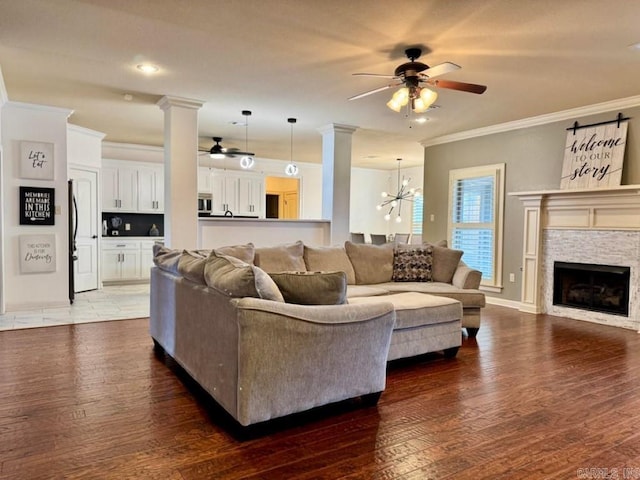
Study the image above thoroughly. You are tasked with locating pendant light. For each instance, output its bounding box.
[240,110,255,169]
[285,117,298,176]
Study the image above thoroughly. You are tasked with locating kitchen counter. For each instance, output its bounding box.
[198,217,330,248]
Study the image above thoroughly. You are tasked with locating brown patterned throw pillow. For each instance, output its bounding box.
[392,245,433,282]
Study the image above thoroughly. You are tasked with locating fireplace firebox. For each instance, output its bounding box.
[553,262,630,316]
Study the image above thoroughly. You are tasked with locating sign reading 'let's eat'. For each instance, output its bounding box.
[560,122,628,189]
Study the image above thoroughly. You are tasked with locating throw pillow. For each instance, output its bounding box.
[215,243,255,264]
[392,245,433,282]
[254,240,306,273]
[303,245,356,285]
[177,250,209,284]
[269,271,347,305]
[430,245,464,283]
[344,241,394,284]
[152,245,182,275]
[204,251,284,302]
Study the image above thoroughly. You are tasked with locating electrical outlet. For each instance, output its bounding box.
[125,223,131,231]
[55,205,61,215]
[430,214,435,222]
[509,273,516,282]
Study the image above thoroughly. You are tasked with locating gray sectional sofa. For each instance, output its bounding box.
[149,240,485,427]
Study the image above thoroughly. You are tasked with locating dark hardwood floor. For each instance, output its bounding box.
[2,305,640,479]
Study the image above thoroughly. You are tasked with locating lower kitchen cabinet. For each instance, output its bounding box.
[102,238,162,282]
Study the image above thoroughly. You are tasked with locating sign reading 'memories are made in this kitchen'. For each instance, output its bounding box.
[560,121,628,189]
[20,186,55,226]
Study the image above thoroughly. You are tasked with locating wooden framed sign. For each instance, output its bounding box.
[19,234,56,274]
[20,141,55,180]
[560,121,628,189]
[20,186,55,225]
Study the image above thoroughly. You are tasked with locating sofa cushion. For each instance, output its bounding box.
[392,245,433,282]
[347,285,391,298]
[269,271,347,305]
[254,241,306,273]
[216,243,255,264]
[430,245,464,284]
[303,245,356,285]
[204,251,284,302]
[344,241,394,284]
[152,245,182,275]
[377,282,486,308]
[177,250,209,284]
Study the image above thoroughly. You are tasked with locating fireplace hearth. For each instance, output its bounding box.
[553,262,630,316]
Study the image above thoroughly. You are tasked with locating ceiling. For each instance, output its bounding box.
[1,0,640,169]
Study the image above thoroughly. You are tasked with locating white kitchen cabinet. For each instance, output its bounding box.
[210,170,264,217]
[138,165,164,212]
[211,172,239,215]
[237,174,264,217]
[102,164,138,212]
[198,167,213,194]
[139,240,158,279]
[101,240,140,282]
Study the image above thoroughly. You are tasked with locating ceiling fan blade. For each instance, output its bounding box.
[427,79,487,94]
[421,61,461,79]
[348,83,401,101]
[352,73,397,79]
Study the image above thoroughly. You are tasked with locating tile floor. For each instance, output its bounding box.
[0,284,150,331]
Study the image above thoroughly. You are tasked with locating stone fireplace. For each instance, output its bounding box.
[511,186,640,331]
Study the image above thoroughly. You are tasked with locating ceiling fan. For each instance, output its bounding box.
[349,47,487,113]
[200,111,256,168]
[200,136,254,159]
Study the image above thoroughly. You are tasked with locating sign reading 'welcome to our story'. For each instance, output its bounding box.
[560,121,628,189]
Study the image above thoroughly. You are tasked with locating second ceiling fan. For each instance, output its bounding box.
[201,110,256,169]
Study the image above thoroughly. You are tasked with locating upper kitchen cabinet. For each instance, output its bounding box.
[102,159,164,213]
[138,165,164,212]
[210,170,264,218]
[237,174,264,217]
[102,163,138,212]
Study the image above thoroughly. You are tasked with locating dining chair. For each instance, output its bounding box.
[370,234,388,245]
[410,234,423,245]
[393,233,411,244]
[350,232,366,244]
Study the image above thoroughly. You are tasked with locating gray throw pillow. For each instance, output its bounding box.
[269,271,347,305]
[215,243,255,264]
[303,245,356,285]
[254,241,306,273]
[344,241,394,284]
[152,245,182,275]
[430,245,464,283]
[177,250,208,284]
[204,251,284,302]
[392,246,433,282]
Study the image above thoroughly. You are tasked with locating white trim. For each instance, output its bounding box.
[102,141,164,153]
[0,65,8,105]
[68,124,106,139]
[485,296,523,310]
[5,100,74,117]
[422,95,640,147]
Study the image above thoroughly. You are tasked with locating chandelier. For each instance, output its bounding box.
[376,158,421,223]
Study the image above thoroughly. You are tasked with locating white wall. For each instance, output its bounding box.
[2,101,73,311]
[68,124,105,169]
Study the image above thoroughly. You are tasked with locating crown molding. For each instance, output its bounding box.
[421,95,640,148]
[68,123,106,139]
[4,100,73,117]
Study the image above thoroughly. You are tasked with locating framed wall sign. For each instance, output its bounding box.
[20,141,54,180]
[20,186,55,225]
[19,234,56,274]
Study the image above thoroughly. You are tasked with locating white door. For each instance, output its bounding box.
[71,168,99,292]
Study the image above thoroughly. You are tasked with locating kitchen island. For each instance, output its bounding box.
[198,217,331,248]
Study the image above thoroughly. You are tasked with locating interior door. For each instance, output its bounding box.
[71,168,99,292]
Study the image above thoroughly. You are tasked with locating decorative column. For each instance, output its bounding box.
[157,96,204,249]
[317,123,358,245]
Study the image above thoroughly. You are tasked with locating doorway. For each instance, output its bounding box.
[265,176,299,219]
[70,168,99,293]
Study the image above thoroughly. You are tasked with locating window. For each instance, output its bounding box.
[411,195,423,236]
[448,164,504,291]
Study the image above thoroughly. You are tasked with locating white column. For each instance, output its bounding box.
[157,96,204,249]
[317,124,358,245]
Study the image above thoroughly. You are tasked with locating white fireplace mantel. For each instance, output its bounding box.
[510,185,640,314]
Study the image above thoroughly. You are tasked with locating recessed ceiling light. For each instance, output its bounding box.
[628,42,640,51]
[136,63,159,74]
[414,117,429,124]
